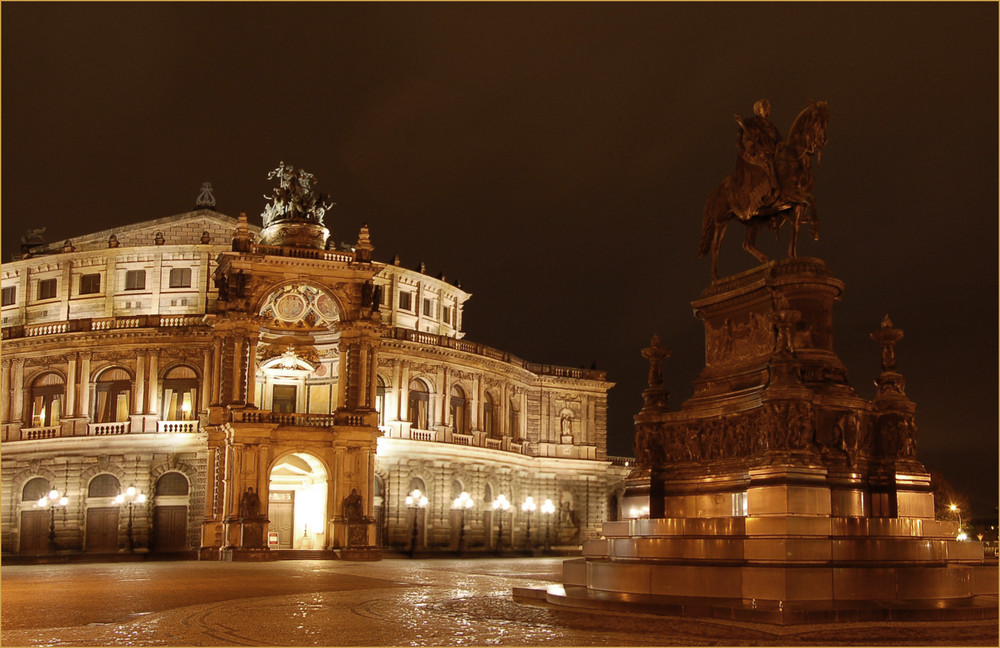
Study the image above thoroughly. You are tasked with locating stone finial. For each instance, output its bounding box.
[154,231,165,245]
[392,253,401,266]
[355,224,374,262]
[196,182,216,208]
[455,279,462,289]
[641,334,671,388]
[870,314,903,372]
[418,261,427,274]
[437,272,446,282]
[108,234,119,248]
[201,231,211,244]
[232,212,251,252]
[62,239,75,253]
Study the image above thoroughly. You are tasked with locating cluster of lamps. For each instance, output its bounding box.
[34,489,69,552]
[406,490,559,556]
[115,486,147,552]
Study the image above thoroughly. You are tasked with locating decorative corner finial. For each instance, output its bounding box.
[62,239,75,253]
[641,334,671,388]
[355,223,374,262]
[196,182,216,209]
[871,314,904,372]
[108,234,119,249]
[153,232,165,246]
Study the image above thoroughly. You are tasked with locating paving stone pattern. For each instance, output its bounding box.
[2,558,996,646]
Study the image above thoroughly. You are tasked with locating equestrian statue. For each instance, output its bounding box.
[699,99,829,280]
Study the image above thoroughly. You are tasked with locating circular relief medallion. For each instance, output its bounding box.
[274,294,307,321]
[315,293,338,320]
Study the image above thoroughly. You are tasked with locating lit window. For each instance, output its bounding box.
[1,286,15,306]
[398,290,412,311]
[37,278,57,301]
[169,267,192,288]
[124,270,146,291]
[80,274,101,295]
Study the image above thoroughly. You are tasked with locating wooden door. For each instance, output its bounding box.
[19,510,49,553]
[85,507,119,552]
[153,506,188,552]
[269,501,294,549]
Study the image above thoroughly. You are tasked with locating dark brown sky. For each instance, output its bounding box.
[3,3,996,515]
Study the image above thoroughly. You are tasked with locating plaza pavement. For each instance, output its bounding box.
[1,557,996,646]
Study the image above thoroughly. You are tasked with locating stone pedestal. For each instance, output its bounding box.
[548,258,997,621]
[221,515,274,562]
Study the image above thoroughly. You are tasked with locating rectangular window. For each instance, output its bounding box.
[443,306,452,325]
[1,286,15,306]
[398,290,412,311]
[272,385,297,413]
[125,270,146,291]
[79,273,101,295]
[38,278,57,300]
[423,298,432,317]
[169,267,192,288]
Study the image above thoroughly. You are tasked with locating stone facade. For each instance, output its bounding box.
[1,208,626,558]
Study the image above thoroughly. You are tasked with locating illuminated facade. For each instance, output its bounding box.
[1,202,626,557]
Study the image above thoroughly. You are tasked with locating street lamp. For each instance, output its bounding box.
[115,486,147,553]
[541,498,555,552]
[949,503,964,540]
[521,496,536,553]
[406,489,428,558]
[452,491,474,554]
[492,494,510,553]
[35,489,68,552]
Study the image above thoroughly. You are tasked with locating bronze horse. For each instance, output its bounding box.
[699,101,829,280]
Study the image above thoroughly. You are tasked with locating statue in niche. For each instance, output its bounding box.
[238,487,261,520]
[343,488,364,521]
[699,100,829,279]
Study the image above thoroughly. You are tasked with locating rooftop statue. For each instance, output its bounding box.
[699,100,829,279]
[261,161,334,227]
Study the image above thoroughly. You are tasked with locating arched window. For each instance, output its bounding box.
[509,397,520,440]
[408,379,429,430]
[22,477,51,501]
[161,366,198,421]
[375,375,387,426]
[483,391,497,438]
[30,372,64,427]
[450,385,468,435]
[156,472,189,496]
[88,474,121,498]
[94,368,131,423]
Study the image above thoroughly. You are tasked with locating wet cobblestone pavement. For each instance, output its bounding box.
[2,557,997,646]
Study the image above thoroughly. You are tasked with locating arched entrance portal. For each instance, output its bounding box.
[268,453,328,550]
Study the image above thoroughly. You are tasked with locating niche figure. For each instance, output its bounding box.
[343,488,364,521]
[239,487,261,520]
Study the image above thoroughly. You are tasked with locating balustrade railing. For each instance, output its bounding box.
[157,420,199,433]
[21,426,59,440]
[88,421,130,436]
[485,437,502,450]
[251,243,354,263]
[452,433,473,446]
[411,429,435,442]
[24,322,69,337]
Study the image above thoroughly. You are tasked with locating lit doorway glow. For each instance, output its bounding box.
[268,453,328,550]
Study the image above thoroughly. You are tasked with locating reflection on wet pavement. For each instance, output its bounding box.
[2,557,995,646]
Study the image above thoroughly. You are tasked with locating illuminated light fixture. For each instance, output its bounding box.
[492,494,511,554]
[116,486,148,553]
[451,491,474,554]
[406,489,427,558]
[541,498,556,552]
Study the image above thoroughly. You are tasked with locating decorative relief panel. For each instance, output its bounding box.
[258,285,340,330]
[705,312,774,366]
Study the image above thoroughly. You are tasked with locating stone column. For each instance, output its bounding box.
[436,366,447,426]
[231,336,243,404]
[201,347,212,412]
[246,336,258,407]
[80,353,91,421]
[134,351,145,414]
[147,351,159,415]
[211,338,222,405]
[65,354,77,417]
[1,358,10,424]
[398,362,409,422]
[11,358,24,424]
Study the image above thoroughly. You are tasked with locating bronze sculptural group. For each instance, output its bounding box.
[699,99,829,279]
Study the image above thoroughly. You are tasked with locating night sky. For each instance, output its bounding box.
[3,4,996,516]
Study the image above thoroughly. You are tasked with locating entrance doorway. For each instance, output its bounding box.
[268,453,328,550]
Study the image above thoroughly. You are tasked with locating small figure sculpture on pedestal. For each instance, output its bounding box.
[238,487,266,550]
[640,334,671,413]
[870,315,906,397]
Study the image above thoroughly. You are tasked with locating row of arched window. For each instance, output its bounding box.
[21,472,190,502]
[375,377,520,439]
[24,365,198,428]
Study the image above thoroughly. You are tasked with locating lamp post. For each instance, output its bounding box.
[36,489,68,553]
[406,489,427,558]
[950,503,965,540]
[492,494,510,554]
[452,491,474,555]
[541,498,555,552]
[521,496,536,553]
[115,486,147,553]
